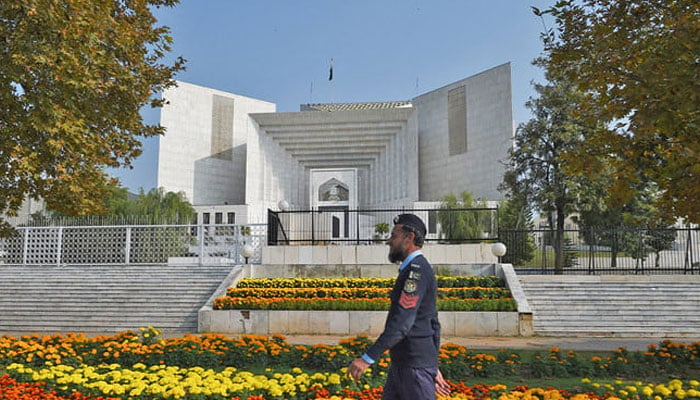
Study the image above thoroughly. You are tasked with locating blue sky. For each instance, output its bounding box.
[110,0,555,192]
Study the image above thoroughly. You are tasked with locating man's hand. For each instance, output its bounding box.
[347,358,370,381]
[435,369,451,396]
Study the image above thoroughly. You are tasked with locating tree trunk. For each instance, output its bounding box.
[554,206,566,274]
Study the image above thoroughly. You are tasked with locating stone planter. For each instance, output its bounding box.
[199,308,526,336]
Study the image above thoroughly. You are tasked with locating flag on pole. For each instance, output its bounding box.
[328,59,333,81]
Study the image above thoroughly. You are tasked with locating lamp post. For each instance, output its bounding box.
[241,244,254,264]
[491,242,507,264]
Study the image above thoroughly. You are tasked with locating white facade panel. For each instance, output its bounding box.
[158,81,275,204]
[413,63,512,201]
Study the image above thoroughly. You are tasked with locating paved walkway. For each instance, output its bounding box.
[282,334,700,352]
[3,330,698,352]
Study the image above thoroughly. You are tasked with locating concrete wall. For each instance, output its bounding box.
[158,81,275,205]
[413,63,513,201]
[201,309,521,337]
[261,243,498,266]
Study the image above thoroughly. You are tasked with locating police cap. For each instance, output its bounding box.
[393,214,426,237]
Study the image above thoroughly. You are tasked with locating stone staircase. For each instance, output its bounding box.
[519,275,700,337]
[0,264,234,334]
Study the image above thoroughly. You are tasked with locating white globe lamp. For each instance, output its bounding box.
[491,242,507,262]
[241,244,254,264]
[278,200,290,211]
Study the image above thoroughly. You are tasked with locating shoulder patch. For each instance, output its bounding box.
[399,292,418,309]
[403,279,418,293]
[408,270,421,281]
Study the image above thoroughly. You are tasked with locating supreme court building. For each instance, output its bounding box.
[157,63,513,232]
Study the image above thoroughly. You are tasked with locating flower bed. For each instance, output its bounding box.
[214,277,516,312]
[1,329,699,399]
[5,363,699,400]
[234,276,506,288]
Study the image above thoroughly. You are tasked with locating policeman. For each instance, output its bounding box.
[348,214,450,399]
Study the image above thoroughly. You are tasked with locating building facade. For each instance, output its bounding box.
[157,63,513,225]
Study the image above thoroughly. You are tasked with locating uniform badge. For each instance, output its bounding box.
[399,292,418,309]
[403,279,418,293]
[408,270,421,280]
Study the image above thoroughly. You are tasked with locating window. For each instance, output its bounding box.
[428,211,438,234]
[215,212,223,224]
[448,86,467,155]
[202,213,210,225]
[227,212,236,224]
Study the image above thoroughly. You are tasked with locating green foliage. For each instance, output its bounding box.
[645,227,677,268]
[0,0,185,234]
[498,198,536,266]
[541,0,700,223]
[438,192,491,242]
[373,222,389,239]
[500,78,590,273]
[115,187,195,224]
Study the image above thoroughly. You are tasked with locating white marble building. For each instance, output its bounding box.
[157,63,513,226]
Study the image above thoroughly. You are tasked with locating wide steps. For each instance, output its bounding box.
[0,264,234,334]
[520,276,700,337]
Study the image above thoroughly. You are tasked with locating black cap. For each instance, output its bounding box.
[393,214,426,237]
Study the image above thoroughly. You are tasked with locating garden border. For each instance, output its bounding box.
[197,247,533,336]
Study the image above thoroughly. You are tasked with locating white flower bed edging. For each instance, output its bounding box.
[199,309,527,336]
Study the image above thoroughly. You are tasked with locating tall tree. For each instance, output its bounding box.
[497,196,536,266]
[438,192,490,243]
[0,0,185,233]
[539,0,700,223]
[501,77,590,273]
[124,187,195,224]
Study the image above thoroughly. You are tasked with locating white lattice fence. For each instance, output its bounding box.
[0,224,265,266]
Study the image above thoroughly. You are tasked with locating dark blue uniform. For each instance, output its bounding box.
[363,251,441,400]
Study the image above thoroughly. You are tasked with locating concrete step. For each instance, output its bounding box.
[0,287,219,294]
[533,311,700,318]
[520,276,700,337]
[535,329,699,338]
[0,264,234,333]
[528,302,700,309]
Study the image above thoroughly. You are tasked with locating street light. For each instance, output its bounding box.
[278,200,289,211]
[241,244,254,264]
[491,242,507,263]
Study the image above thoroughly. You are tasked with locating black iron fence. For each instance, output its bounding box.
[501,227,699,275]
[267,207,499,245]
[267,206,698,274]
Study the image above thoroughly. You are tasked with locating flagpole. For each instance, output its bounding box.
[329,58,334,105]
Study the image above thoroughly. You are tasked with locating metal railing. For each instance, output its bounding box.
[267,207,499,245]
[0,224,266,266]
[501,227,700,275]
